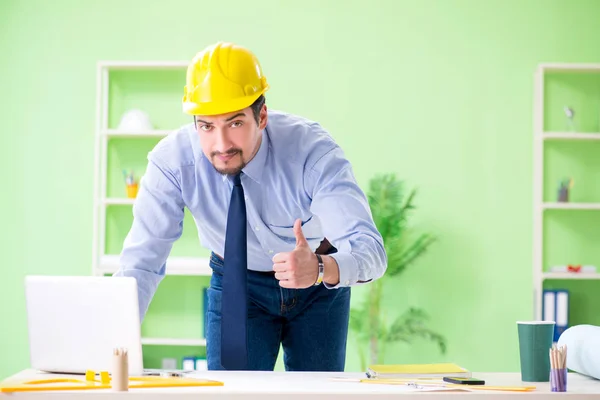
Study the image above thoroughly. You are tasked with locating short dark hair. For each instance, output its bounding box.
[250,95,266,124]
[193,95,266,127]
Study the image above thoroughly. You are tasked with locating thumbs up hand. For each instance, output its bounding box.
[272,219,319,288]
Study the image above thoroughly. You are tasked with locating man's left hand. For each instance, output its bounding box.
[272,219,318,288]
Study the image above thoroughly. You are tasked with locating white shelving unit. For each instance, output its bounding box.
[533,63,600,320]
[92,61,210,349]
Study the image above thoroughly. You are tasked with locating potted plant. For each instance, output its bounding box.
[349,173,446,370]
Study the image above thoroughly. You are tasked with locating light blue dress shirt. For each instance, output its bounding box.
[114,109,387,320]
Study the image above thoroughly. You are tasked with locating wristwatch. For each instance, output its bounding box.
[314,254,324,286]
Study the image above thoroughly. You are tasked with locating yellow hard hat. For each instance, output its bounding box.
[182,42,269,116]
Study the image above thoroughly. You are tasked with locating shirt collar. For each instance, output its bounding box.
[221,129,268,184]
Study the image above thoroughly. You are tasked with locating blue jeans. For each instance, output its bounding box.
[205,252,351,371]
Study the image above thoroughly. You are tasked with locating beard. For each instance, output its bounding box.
[210,148,246,175]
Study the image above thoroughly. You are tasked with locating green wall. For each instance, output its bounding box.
[2,0,600,379]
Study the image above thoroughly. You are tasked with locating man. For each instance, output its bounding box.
[115,42,387,372]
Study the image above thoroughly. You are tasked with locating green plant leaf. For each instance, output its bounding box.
[367,174,436,278]
[385,307,447,354]
[386,232,436,277]
[368,174,405,241]
[351,173,445,365]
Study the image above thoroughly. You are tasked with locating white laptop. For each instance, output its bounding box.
[24,275,146,375]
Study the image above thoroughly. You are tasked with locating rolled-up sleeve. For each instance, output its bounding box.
[113,152,185,321]
[304,145,387,288]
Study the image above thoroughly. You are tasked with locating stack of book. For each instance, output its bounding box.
[365,363,471,379]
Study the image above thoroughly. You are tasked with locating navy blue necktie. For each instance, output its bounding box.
[220,172,248,370]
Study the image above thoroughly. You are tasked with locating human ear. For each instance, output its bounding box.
[259,104,268,129]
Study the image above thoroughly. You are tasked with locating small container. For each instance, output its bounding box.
[550,368,567,392]
[126,183,139,199]
[557,187,569,202]
[112,348,129,392]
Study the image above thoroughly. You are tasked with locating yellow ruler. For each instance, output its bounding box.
[1,372,223,393]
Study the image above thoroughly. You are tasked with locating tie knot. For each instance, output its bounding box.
[233,173,242,186]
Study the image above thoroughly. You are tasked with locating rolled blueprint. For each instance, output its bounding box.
[557,325,600,379]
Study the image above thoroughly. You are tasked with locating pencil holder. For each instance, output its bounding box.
[126,183,138,199]
[550,368,567,392]
[557,187,569,202]
[112,348,129,392]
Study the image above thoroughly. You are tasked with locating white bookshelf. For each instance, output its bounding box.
[533,63,600,320]
[92,61,209,350]
[92,60,210,278]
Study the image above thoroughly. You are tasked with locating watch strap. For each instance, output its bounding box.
[314,254,324,286]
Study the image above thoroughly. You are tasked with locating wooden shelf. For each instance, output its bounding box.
[98,61,189,69]
[141,337,206,346]
[99,255,212,276]
[103,198,135,205]
[101,129,173,138]
[543,132,600,140]
[543,202,600,210]
[538,63,600,72]
[543,273,600,280]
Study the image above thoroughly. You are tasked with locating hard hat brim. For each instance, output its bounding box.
[182,86,269,116]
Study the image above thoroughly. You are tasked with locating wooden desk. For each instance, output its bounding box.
[2,369,600,399]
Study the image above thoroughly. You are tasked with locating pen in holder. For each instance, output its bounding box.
[112,347,129,392]
[549,344,567,392]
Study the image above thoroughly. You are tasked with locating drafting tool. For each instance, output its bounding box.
[0,370,223,393]
[359,378,536,392]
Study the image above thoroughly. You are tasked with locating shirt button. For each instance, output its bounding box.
[345,280,350,285]
[269,250,273,254]
[245,196,248,200]
[255,226,260,231]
